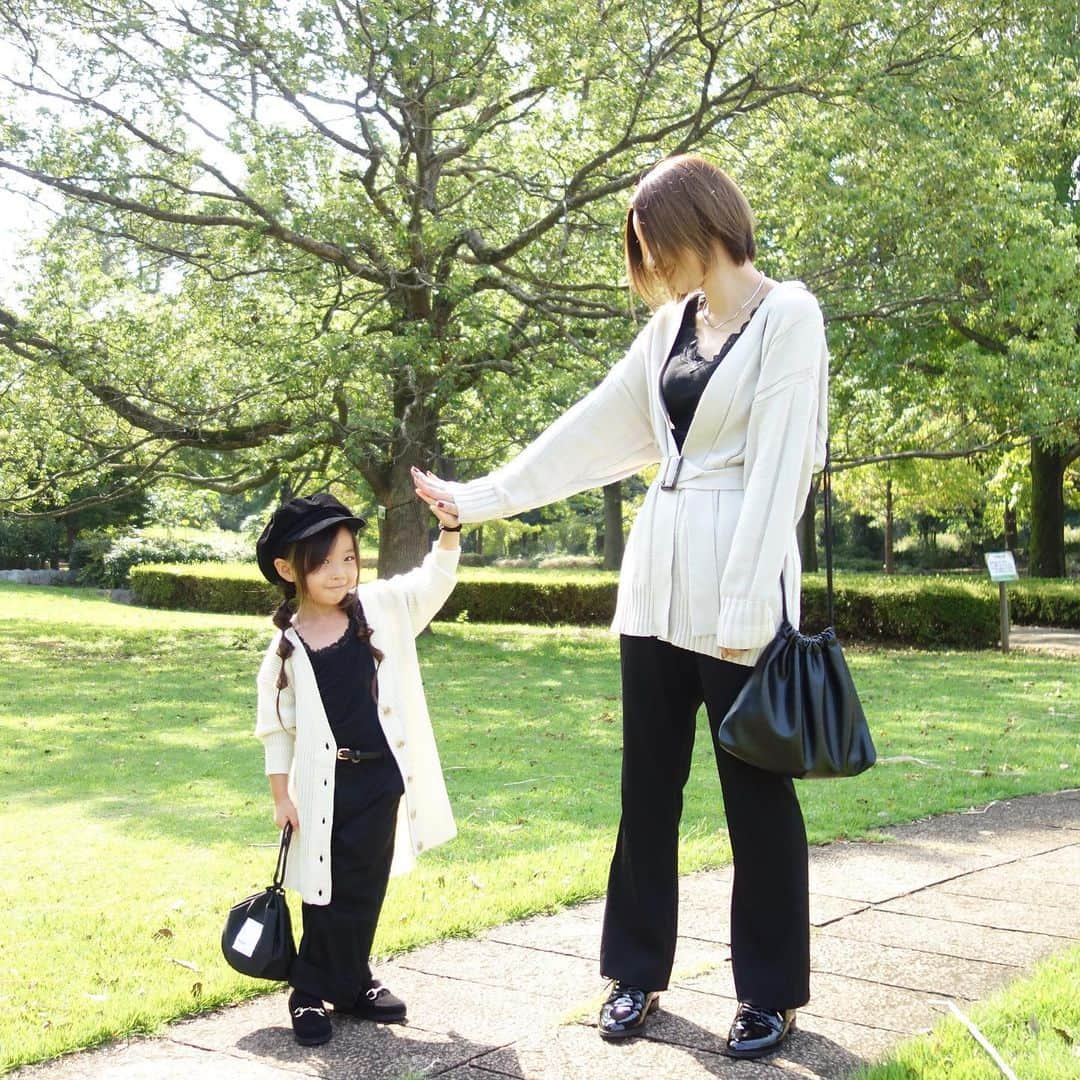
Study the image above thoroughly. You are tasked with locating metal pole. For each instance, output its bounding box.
[999,582,1010,654]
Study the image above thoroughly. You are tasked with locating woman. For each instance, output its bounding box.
[413,154,828,1060]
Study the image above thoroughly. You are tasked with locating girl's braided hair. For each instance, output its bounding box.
[270,525,382,727]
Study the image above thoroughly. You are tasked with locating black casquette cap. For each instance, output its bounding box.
[256,492,366,585]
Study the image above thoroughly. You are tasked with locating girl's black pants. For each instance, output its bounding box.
[600,635,810,1010]
[289,759,404,1007]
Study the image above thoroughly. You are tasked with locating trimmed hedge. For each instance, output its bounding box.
[439,579,617,625]
[1008,579,1080,630]
[130,563,1015,648]
[131,563,280,614]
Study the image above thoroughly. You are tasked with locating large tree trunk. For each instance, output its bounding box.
[376,460,432,577]
[1003,501,1018,552]
[602,482,624,570]
[883,478,895,575]
[368,383,437,578]
[796,477,819,572]
[1028,437,1070,577]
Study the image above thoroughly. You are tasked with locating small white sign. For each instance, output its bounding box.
[231,917,264,958]
[985,551,1018,582]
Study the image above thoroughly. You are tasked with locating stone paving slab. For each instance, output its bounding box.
[622,984,901,1074]
[484,911,600,960]
[808,894,870,926]
[464,1021,789,1079]
[888,818,1075,860]
[936,862,1080,908]
[1011,625,1080,657]
[11,1039,322,1080]
[807,840,1000,904]
[809,934,1019,1001]
[816,907,1068,968]
[167,998,502,1080]
[395,937,598,1004]
[797,971,943,1036]
[879,885,1080,937]
[1019,843,1080,883]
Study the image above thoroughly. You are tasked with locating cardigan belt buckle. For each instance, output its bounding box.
[660,456,684,491]
[336,748,385,763]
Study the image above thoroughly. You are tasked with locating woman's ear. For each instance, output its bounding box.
[273,557,296,583]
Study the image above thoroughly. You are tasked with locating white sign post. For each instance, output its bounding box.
[984,551,1019,654]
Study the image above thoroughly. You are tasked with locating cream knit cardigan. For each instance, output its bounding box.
[254,543,459,905]
[449,282,829,666]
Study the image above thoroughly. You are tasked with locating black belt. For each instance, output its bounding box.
[336,748,385,763]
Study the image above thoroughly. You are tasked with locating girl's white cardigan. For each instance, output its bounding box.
[254,543,459,905]
[448,282,829,666]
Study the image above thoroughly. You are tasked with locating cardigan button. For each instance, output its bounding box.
[416,842,424,852]
[395,739,405,749]
[410,809,417,820]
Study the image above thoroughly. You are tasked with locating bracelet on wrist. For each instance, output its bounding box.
[438,521,462,532]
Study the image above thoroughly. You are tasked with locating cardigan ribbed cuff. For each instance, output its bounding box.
[429,542,461,573]
[447,478,507,524]
[261,729,296,776]
[717,595,778,650]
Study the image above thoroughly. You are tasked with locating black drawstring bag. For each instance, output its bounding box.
[717,447,876,779]
[221,823,297,980]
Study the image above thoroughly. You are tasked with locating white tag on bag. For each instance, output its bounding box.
[231,917,264,958]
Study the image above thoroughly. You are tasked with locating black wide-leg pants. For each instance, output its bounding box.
[600,635,810,1010]
[290,760,404,1007]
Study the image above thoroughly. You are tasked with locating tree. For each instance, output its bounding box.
[0,0,1005,573]
[741,0,1079,574]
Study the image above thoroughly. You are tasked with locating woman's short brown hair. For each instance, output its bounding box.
[625,154,756,304]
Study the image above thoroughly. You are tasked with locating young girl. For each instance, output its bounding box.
[253,491,461,1046]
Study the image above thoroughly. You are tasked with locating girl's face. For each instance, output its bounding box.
[632,210,706,297]
[274,525,359,610]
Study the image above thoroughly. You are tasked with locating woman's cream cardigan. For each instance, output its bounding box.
[449,282,829,666]
[254,543,459,904]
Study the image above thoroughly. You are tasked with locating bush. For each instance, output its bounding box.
[1009,579,1080,629]
[439,579,617,625]
[801,573,998,648]
[72,528,250,588]
[0,514,65,570]
[131,563,279,614]
[130,563,1007,647]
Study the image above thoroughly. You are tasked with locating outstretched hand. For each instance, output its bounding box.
[411,466,460,526]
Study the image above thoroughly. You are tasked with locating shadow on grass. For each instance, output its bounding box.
[3,613,1078,856]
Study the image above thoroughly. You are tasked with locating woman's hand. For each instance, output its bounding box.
[719,647,748,662]
[274,797,299,831]
[411,466,460,521]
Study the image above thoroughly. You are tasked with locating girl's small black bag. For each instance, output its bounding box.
[717,447,876,780]
[221,823,296,980]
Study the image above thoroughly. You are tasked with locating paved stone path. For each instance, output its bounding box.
[16,791,1080,1079]
[1011,625,1080,658]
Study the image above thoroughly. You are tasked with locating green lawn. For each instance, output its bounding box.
[1,581,1078,1070]
[855,944,1080,1080]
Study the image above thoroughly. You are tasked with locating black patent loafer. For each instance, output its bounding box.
[335,979,407,1023]
[724,1001,796,1058]
[598,982,660,1039]
[289,989,332,1046]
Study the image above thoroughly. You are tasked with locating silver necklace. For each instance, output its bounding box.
[701,271,766,330]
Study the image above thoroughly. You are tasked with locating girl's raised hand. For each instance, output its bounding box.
[411,466,459,520]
